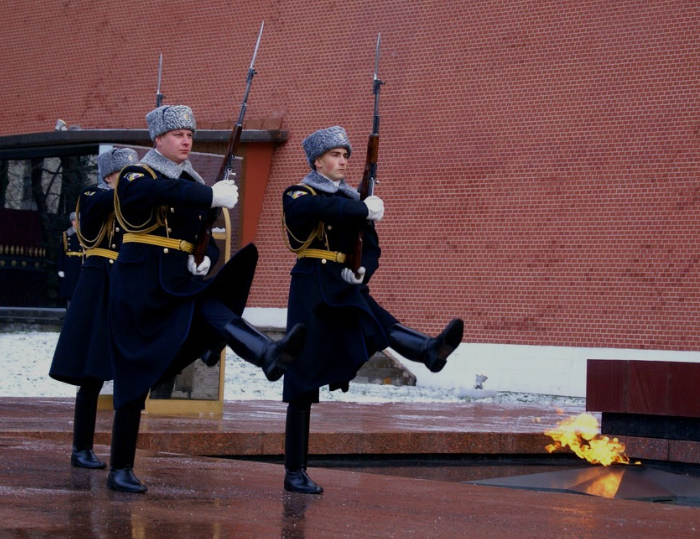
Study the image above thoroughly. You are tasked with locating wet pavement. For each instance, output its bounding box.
[1,398,700,537]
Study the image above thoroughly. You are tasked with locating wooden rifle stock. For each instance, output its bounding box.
[192,125,242,264]
[348,134,379,273]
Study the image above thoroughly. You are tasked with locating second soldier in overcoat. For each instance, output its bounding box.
[50,147,138,469]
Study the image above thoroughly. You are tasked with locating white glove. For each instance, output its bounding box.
[210,180,239,209]
[341,266,365,285]
[187,255,211,276]
[364,195,384,221]
[57,271,65,278]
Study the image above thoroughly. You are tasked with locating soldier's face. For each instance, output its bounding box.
[104,171,118,188]
[156,129,193,164]
[314,148,348,182]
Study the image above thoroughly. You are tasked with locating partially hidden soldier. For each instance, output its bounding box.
[107,105,306,493]
[281,126,464,494]
[50,147,138,469]
[57,212,84,307]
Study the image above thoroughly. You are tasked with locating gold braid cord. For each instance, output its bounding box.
[74,195,109,250]
[281,184,329,254]
[113,165,167,234]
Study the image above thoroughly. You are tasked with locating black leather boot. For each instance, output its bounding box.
[107,403,147,493]
[201,341,226,367]
[71,449,106,469]
[223,319,306,381]
[387,318,464,373]
[71,381,106,469]
[284,408,323,494]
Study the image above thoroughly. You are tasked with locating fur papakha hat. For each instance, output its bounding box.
[146,105,196,141]
[302,126,352,169]
[96,148,138,180]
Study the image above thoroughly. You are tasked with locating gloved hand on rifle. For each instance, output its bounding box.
[210,180,238,209]
[341,266,365,285]
[364,195,384,221]
[187,255,211,276]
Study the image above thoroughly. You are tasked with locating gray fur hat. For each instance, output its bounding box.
[96,148,138,180]
[302,126,352,169]
[146,105,196,140]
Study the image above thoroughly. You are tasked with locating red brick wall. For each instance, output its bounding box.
[2,1,700,349]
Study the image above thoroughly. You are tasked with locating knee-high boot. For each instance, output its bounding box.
[71,380,106,469]
[387,318,464,373]
[283,407,323,494]
[107,400,147,493]
[223,319,306,381]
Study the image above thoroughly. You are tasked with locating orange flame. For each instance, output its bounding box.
[544,413,630,466]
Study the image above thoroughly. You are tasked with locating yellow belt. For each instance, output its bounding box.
[297,248,346,264]
[65,251,83,257]
[85,248,118,260]
[122,233,194,254]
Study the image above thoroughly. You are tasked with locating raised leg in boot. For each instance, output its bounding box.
[222,317,306,381]
[284,402,323,494]
[71,378,106,469]
[107,395,147,493]
[387,318,464,373]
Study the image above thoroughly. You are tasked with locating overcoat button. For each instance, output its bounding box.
[321,259,327,264]
[163,248,169,254]
[109,259,114,264]
[327,225,332,230]
[115,227,120,232]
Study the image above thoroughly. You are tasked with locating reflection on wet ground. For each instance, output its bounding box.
[3,398,700,537]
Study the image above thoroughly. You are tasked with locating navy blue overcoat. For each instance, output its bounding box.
[282,184,397,402]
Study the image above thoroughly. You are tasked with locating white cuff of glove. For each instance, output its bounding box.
[341,266,366,285]
[187,255,211,276]
[57,271,65,278]
[364,195,384,221]
[210,180,239,209]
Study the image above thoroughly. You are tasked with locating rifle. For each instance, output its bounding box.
[348,33,384,275]
[156,53,164,107]
[192,21,264,264]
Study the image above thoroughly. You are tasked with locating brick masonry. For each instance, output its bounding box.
[2,1,700,350]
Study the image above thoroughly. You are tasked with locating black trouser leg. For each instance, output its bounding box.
[71,378,106,469]
[284,399,323,494]
[107,394,147,493]
[387,318,464,373]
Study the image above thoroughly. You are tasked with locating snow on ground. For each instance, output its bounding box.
[0,331,584,407]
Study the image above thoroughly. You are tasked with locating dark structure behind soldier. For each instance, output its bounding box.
[106,105,306,494]
[57,212,83,306]
[50,147,138,470]
[281,126,464,494]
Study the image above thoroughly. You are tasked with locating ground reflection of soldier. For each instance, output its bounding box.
[281,126,464,494]
[57,212,83,307]
[50,148,138,470]
[107,105,305,493]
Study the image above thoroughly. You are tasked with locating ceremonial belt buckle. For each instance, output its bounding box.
[85,248,118,260]
[298,248,347,264]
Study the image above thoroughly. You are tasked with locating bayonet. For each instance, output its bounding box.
[156,53,164,107]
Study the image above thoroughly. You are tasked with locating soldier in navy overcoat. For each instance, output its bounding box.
[281,126,464,494]
[50,148,138,470]
[107,105,305,493]
[57,212,83,306]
